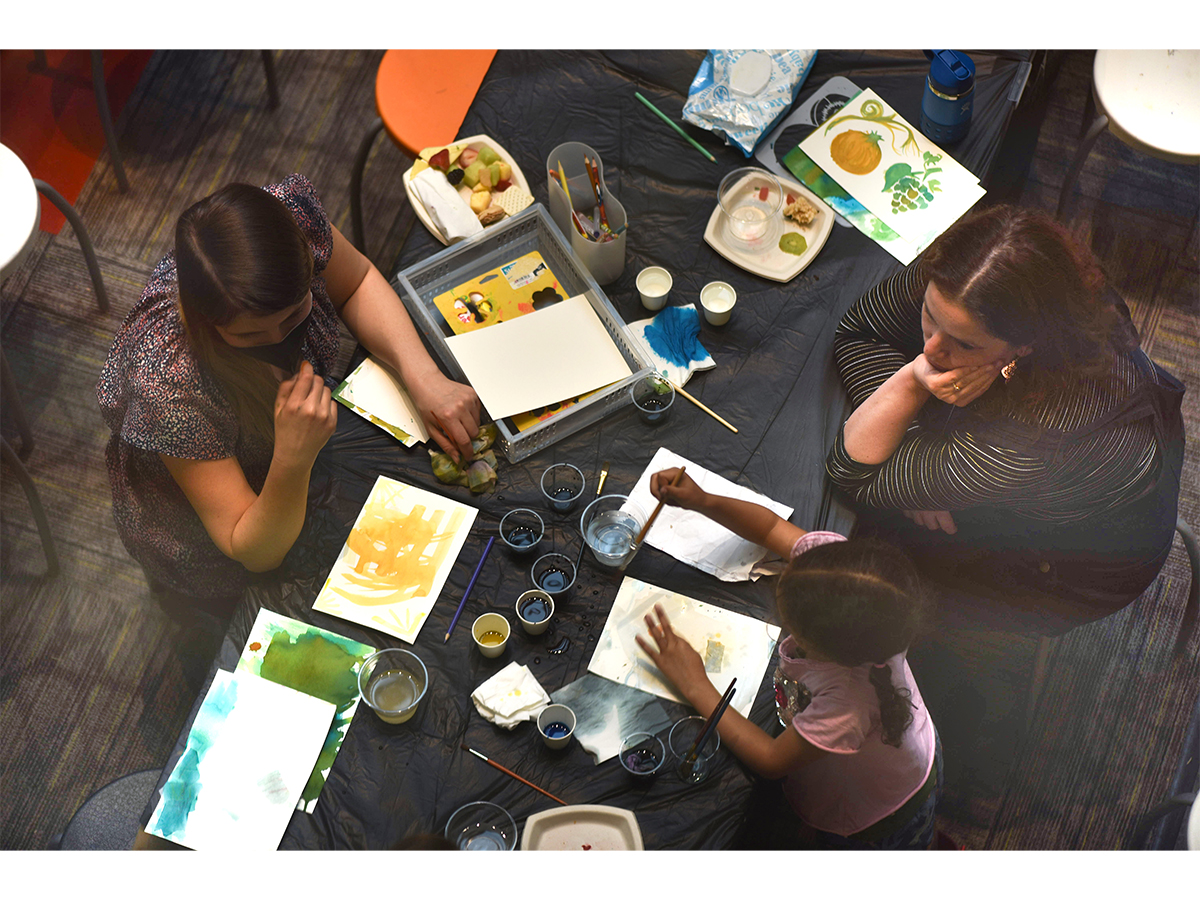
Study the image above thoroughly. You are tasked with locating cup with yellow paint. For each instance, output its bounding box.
[472,612,511,658]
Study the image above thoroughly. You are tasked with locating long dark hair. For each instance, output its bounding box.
[776,538,927,748]
[921,204,1134,409]
[174,183,314,442]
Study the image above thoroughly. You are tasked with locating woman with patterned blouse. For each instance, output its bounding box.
[98,175,480,603]
[825,205,1184,633]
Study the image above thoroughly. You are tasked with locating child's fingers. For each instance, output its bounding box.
[654,604,675,638]
[635,635,658,660]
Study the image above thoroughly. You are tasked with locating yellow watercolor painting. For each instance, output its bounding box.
[312,476,478,643]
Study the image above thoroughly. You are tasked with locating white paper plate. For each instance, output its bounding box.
[703,171,833,283]
[520,804,643,851]
[402,133,531,246]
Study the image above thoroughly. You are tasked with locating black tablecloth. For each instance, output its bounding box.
[144,49,1030,850]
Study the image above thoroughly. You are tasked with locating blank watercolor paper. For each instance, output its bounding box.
[237,609,375,813]
[445,293,632,420]
[588,577,780,718]
[312,475,478,643]
[334,357,428,447]
[146,669,336,851]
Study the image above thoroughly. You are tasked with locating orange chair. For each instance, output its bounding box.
[350,49,497,254]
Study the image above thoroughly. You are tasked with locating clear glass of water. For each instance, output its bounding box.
[717,167,783,247]
[444,801,517,850]
[580,494,647,567]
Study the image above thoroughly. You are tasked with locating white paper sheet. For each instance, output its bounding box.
[146,670,336,851]
[334,357,428,446]
[588,577,781,718]
[627,447,794,582]
[445,293,632,420]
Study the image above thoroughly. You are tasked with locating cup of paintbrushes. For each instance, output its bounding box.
[668,715,722,784]
[546,141,626,285]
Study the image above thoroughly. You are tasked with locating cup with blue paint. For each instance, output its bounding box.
[530,552,577,598]
[537,703,576,749]
[515,589,555,635]
[619,732,666,780]
[499,508,544,555]
[540,463,586,513]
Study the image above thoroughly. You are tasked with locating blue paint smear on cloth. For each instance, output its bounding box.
[629,304,715,388]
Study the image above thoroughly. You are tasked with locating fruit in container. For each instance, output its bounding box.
[494,179,512,192]
[478,166,492,189]
[429,148,452,171]
[487,163,502,188]
[461,161,485,187]
[469,190,492,213]
[476,145,500,166]
[446,168,464,186]
[497,162,512,183]
[458,147,479,168]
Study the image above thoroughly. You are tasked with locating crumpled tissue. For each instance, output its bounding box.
[626,304,715,389]
[471,662,551,729]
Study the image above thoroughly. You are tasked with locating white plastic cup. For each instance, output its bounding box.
[636,266,673,311]
[537,704,576,750]
[700,281,737,326]
[472,612,511,659]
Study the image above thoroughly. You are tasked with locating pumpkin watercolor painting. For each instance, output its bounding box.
[798,88,985,247]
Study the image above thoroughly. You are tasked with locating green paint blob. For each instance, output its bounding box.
[259,631,362,707]
[779,233,808,256]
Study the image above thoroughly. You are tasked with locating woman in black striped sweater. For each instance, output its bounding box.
[826,205,1184,634]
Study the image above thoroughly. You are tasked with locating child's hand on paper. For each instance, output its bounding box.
[636,604,709,698]
[650,467,707,512]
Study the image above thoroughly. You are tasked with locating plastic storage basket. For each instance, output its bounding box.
[394,203,651,462]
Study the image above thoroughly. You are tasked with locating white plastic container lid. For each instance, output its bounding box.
[730,51,773,96]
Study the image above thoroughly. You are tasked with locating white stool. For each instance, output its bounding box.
[1056,50,1200,219]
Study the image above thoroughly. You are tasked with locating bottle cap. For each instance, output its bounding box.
[924,49,975,97]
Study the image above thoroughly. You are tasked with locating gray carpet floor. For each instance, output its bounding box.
[1,49,1197,851]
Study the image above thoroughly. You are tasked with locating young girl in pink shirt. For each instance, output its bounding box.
[638,468,941,849]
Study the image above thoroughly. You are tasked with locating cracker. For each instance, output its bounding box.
[495,185,535,217]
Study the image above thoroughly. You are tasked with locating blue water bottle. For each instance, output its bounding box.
[920,50,975,144]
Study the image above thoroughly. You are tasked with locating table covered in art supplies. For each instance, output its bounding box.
[139,49,1032,850]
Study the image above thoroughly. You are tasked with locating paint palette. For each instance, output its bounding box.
[521,805,644,851]
[703,172,833,283]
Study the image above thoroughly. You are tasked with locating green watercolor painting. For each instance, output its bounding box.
[237,609,375,813]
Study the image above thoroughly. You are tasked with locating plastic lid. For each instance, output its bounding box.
[730,51,773,96]
[924,49,975,95]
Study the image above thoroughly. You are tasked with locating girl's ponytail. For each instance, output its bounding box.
[868,662,915,748]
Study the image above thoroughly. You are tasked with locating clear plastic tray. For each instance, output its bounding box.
[394,203,651,462]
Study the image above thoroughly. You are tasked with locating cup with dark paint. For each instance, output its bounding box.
[537,703,576,750]
[540,463,586,513]
[499,508,544,555]
[515,589,555,635]
[530,552,577,598]
[619,732,666,780]
[630,375,675,426]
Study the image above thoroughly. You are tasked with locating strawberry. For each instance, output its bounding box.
[758,186,769,201]
[429,148,451,171]
[787,193,796,205]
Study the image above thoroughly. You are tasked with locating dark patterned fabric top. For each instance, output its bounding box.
[825,262,1163,523]
[97,175,340,599]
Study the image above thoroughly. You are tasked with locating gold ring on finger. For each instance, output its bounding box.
[952,381,963,392]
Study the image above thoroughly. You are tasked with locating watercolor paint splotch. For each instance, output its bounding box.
[312,476,478,643]
[146,670,335,850]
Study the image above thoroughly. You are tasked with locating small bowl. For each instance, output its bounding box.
[530,553,577,597]
[619,732,665,779]
[630,375,675,426]
[537,704,576,750]
[357,648,429,724]
[515,589,555,635]
[471,612,511,659]
[499,508,544,554]
[700,281,737,326]
[540,463,586,512]
[444,800,518,851]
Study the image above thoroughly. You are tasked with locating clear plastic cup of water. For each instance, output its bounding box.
[580,494,647,567]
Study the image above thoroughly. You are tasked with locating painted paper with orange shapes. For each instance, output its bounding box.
[312,476,478,643]
[432,250,566,335]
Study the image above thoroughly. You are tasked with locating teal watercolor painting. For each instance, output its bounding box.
[237,609,375,813]
[145,669,336,850]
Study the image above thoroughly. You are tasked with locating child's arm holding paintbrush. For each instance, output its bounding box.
[649,467,806,561]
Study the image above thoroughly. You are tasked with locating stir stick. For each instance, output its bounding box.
[633,466,686,550]
[668,380,738,433]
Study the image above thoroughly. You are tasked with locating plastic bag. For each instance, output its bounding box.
[683,50,818,157]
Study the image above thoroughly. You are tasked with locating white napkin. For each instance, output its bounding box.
[410,168,483,243]
[625,304,715,388]
[471,662,551,729]
[628,447,795,582]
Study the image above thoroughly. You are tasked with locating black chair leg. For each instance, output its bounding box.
[350,117,387,255]
[0,349,35,460]
[261,50,280,110]
[90,50,130,193]
[1055,113,1109,221]
[33,179,109,313]
[1,437,60,576]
